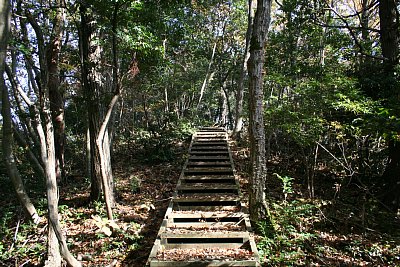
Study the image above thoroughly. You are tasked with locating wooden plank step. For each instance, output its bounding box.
[181,179,236,185]
[172,200,241,212]
[177,184,238,194]
[189,156,230,161]
[166,222,246,230]
[193,135,227,142]
[194,135,226,138]
[189,151,229,155]
[149,244,260,266]
[184,168,233,173]
[182,176,236,183]
[177,184,238,190]
[193,139,227,143]
[184,169,234,176]
[173,195,239,202]
[193,138,226,141]
[167,211,245,219]
[177,189,239,195]
[157,231,252,249]
[190,146,228,150]
[192,142,227,146]
[161,241,247,249]
[160,230,250,239]
[198,128,225,131]
[150,259,258,267]
[186,162,231,167]
[194,134,226,137]
[197,126,225,132]
[183,175,235,179]
[166,212,252,231]
[195,131,226,135]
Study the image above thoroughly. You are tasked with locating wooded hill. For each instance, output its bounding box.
[0,0,399,266]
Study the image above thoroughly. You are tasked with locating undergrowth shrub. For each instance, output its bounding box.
[133,119,194,163]
[258,174,321,266]
[0,207,46,265]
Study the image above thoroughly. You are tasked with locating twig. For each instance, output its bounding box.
[235,216,245,226]
[155,197,172,202]
[9,219,21,252]
[315,141,354,176]
[19,259,31,267]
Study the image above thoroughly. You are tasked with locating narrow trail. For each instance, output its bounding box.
[147,127,260,266]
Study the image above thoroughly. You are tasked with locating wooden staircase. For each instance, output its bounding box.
[147,127,260,266]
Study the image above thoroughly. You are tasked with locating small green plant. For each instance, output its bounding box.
[130,175,142,193]
[92,215,120,236]
[93,200,106,216]
[274,173,294,202]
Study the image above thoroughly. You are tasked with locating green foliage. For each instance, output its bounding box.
[132,118,194,163]
[92,215,120,236]
[274,173,294,202]
[258,200,319,265]
[0,207,45,264]
[130,175,142,194]
[258,175,320,266]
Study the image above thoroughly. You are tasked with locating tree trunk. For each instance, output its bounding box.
[79,3,119,219]
[379,0,400,209]
[13,128,46,180]
[0,0,40,224]
[96,94,120,220]
[197,42,217,110]
[79,4,103,201]
[26,6,81,265]
[247,0,272,222]
[233,0,255,137]
[47,0,66,183]
[36,104,81,267]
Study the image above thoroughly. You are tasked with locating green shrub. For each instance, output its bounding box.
[258,174,319,266]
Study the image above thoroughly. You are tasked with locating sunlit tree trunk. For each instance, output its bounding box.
[248,0,272,222]
[47,0,66,182]
[26,3,81,265]
[5,64,45,180]
[0,0,40,225]
[79,4,103,202]
[233,0,255,137]
[79,3,117,219]
[197,42,217,110]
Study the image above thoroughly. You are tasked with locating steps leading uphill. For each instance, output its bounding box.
[147,127,261,267]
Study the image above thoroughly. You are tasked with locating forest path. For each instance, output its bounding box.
[146,127,260,266]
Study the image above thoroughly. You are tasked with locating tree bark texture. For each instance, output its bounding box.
[37,106,81,267]
[79,5,103,201]
[379,0,400,209]
[26,3,81,265]
[79,4,116,217]
[47,0,66,182]
[247,0,272,222]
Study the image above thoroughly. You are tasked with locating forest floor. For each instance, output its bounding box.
[0,138,399,266]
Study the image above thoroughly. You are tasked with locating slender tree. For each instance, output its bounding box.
[247,0,272,222]
[1,0,40,224]
[47,0,66,182]
[233,0,255,137]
